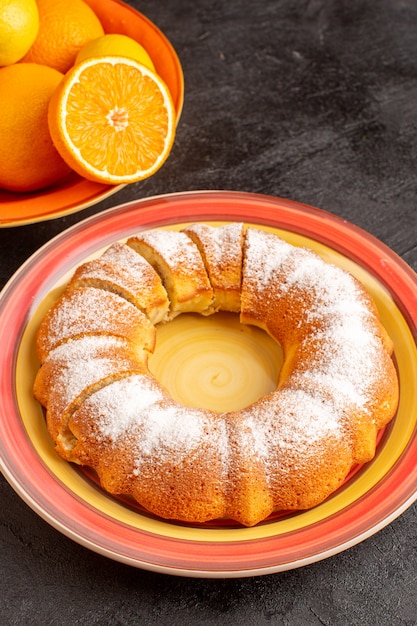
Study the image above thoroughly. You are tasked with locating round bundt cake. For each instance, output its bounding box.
[33,223,399,526]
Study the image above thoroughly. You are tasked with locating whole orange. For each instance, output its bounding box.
[21,0,104,73]
[0,63,72,192]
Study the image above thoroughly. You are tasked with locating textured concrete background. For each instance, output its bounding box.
[1,1,416,624]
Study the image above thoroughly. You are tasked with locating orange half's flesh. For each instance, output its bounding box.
[48,56,176,184]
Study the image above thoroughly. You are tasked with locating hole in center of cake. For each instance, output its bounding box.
[148,312,283,412]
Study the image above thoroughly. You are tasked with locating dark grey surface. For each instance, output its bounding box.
[1,0,417,624]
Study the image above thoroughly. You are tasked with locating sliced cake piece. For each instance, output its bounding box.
[68,251,169,325]
[100,242,170,324]
[36,286,156,363]
[33,335,148,461]
[127,228,214,318]
[182,222,244,312]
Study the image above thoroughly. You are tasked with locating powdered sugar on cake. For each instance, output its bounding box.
[137,229,204,271]
[33,223,398,526]
[243,228,294,288]
[244,228,383,407]
[38,288,141,355]
[79,373,229,473]
[42,335,140,412]
[241,387,342,459]
[186,222,243,269]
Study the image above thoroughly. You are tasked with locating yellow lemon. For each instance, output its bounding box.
[75,33,155,70]
[0,0,39,66]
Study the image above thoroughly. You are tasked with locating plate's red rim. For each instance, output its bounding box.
[0,190,416,577]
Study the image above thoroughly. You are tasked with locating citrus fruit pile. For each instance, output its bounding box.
[0,0,176,193]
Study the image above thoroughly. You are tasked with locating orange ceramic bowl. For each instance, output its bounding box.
[0,0,184,228]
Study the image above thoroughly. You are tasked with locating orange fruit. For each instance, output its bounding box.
[75,33,155,71]
[0,0,39,66]
[21,0,104,73]
[48,56,176,185]
[0,63,71,192]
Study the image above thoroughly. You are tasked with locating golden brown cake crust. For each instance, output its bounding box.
[33,224,399,527]
[127,229,214,317]
[182,222,244,312]
[68,248,170,325]
[35,286,156,364]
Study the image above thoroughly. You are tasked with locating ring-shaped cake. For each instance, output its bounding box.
[33,223,399,526]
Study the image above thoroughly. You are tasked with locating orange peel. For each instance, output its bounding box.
[48,56,176,185]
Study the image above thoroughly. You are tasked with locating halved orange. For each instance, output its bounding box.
[48,56,177,185]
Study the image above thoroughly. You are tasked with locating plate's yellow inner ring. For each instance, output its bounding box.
[16,223,417,543]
